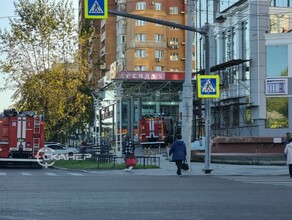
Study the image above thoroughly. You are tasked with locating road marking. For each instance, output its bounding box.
[21,172,32,176]
[0,172,7,175]
[68,173,84,176]
[45,172,58,176]
[217,176,292,187]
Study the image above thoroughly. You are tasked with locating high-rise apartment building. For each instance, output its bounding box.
[79,0,190,85]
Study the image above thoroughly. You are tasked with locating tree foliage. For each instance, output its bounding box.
[0,0,94,142]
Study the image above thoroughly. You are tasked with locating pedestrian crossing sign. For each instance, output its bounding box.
[197,75,220,98]
[85,0,108,19]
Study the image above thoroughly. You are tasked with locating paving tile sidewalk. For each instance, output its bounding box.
[134,146,289,176]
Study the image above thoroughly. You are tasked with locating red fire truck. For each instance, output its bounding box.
[0,109,45,167]
[139,115,174,147]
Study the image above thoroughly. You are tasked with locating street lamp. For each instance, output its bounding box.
[92,92,101,146]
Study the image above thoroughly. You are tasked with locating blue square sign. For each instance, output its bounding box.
[197,75,220,98]
[85,0,108,19]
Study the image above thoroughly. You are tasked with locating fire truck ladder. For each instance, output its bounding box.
[33,118,41,154]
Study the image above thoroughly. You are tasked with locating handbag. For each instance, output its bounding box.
[126,157,137,167]
[181,160,189,170]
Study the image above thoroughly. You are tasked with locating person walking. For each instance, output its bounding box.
[169,134,187,176]
[284,138,292,178]
[122,135,135,171]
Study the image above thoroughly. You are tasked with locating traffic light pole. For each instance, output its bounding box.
[109,6,212,173]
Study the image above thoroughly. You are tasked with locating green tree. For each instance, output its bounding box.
[0,0,94,141]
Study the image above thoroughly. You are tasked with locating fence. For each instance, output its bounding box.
[91,154,160,169]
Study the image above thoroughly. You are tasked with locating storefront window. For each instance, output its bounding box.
[266,45,288,77]
[266,97,288,128]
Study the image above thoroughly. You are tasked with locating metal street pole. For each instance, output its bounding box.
[92,93,101,146]
[114,82,123,160]
[181,0,194,164]
[202,26,212,173]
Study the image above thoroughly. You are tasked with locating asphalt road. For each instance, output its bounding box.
[0,168,292,220]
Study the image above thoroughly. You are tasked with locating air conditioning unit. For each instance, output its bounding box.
[149,1,154,5]
[170,45,175,49]
[155,58,161,62]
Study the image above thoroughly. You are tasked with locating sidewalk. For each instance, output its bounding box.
[134,146,289,176]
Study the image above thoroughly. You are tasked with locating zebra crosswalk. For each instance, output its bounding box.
[217,175,292,187]
[0,171,85,177]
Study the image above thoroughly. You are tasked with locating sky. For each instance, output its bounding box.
[0,0,79,111]
[0,1,16,111]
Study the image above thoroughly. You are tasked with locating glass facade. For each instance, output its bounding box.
[266,97,288,128]
[270,14,292,33]
[266,45,288,77]
[220,0,240,12]
[270,0,291,7]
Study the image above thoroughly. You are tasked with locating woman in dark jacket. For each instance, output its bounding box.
[169,134,187,176]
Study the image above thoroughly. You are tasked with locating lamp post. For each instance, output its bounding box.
[114,82,123,158]
[92,93,101,146]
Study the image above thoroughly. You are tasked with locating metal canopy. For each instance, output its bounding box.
[106,79,184,100]
[195,59,250,74]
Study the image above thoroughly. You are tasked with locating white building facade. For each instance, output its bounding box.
[195,0,292,137]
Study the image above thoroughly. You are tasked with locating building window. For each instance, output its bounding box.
[135,65,147,71]
[266,45,288,77]
[266,97,288,128]
[169,7,178,14]
[154,66,163,71]
[169,37,178,45]
[270,0,291,7]
[155,34,163,42]
[136,20,146,26]
[270,14,291,33]
[155,50,164,58]
[154,2,162,10]
[136,33,147,42]
[241,21,250,81]
[170,53,179,61]
[220,0,239,12]
[119,35,126,44]
[170,68,179,72]
[136,2,146,10]
[221,32,227,62]
[135,49,146,58]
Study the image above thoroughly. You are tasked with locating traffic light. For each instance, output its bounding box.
[193,99,202,117]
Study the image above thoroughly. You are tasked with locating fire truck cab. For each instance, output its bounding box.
[139,115,174,148]
[0,109,45,167]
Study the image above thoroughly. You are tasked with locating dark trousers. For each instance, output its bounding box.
[175,160,183,175]
[289,164,292,177]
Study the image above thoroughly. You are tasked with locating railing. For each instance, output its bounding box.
[90,154,160,169]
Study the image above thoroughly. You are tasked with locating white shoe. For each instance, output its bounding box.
[123,168,129,172]
[128,166,133,170]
